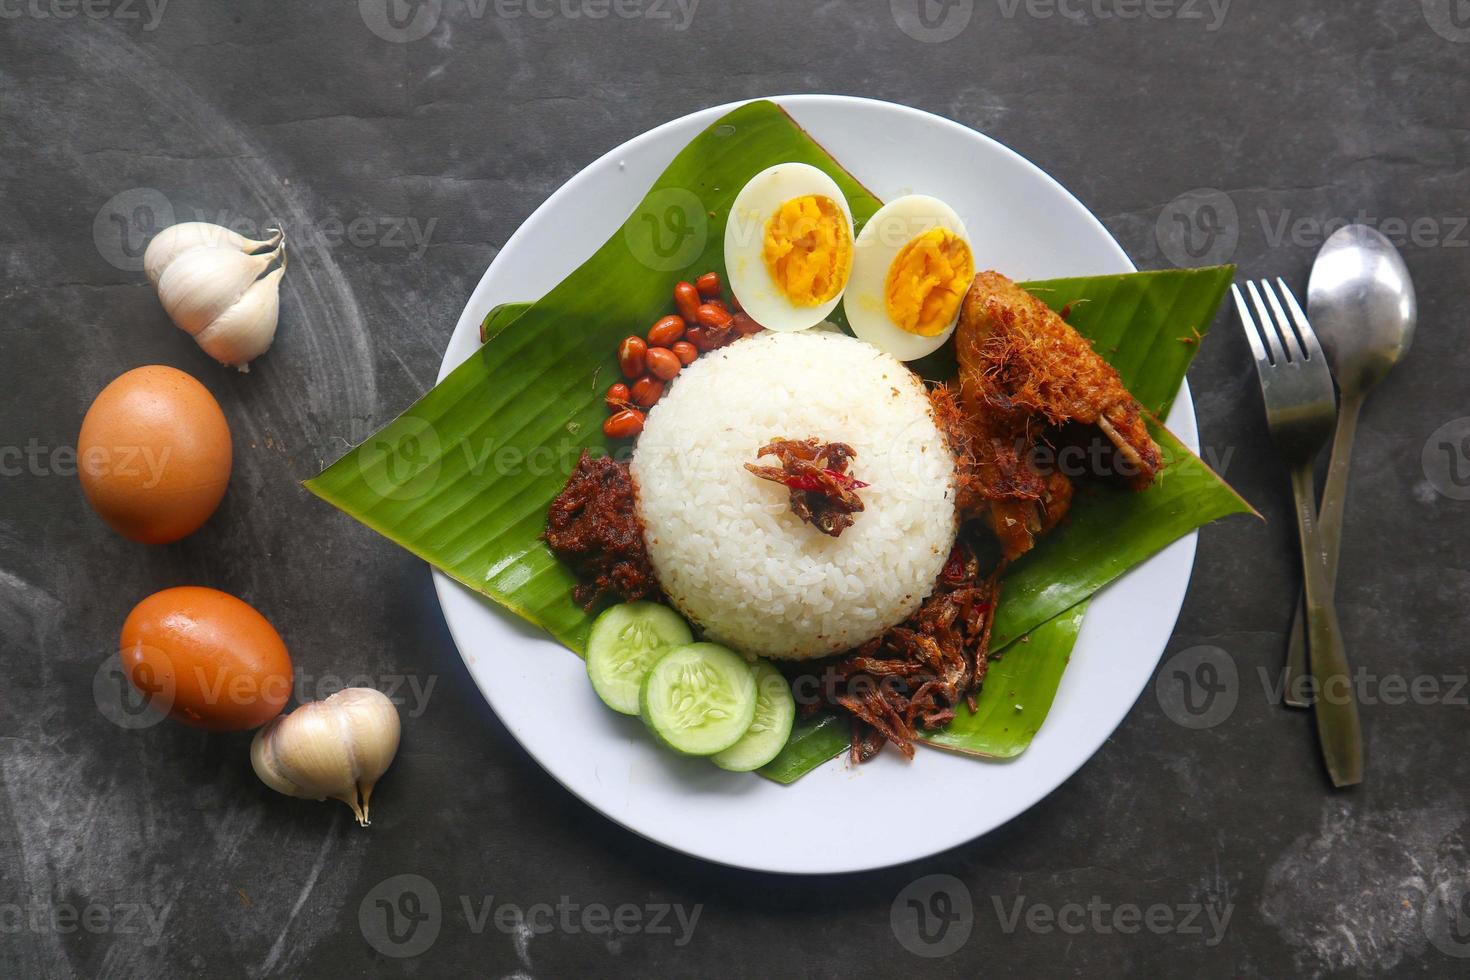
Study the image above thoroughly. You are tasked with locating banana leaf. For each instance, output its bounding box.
[758,712,849,785]
[305,100,1252,783]
[924,602,1090,758]
[478,302,531,344]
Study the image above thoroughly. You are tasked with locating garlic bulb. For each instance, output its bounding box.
[250,687,400,826]
[144,222,281,286]
[192,256,286,368]
[145,221,288,372]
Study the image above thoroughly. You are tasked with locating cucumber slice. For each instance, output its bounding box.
[711,661,796,772]
[639,643,758,756]
[586,602,693,715]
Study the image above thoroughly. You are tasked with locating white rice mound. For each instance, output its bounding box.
[630,330,958,661]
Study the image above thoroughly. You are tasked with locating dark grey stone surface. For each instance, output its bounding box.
[2,1,1467,976]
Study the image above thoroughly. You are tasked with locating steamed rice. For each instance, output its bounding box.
[630,330,957,660]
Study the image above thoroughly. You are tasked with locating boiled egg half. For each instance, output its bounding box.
[724,163,855,332]
[845,195,975,360]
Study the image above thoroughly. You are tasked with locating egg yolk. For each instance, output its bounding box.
[884,228,975,336]
[762,195,852,306]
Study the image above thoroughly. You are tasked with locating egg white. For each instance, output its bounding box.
[845,195,973,361]
[723,163,855,332]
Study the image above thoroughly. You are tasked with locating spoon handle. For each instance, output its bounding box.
[1289,461,1363,788]
[1284,393,1363,706]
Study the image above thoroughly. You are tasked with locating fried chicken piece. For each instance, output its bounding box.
[953,271,1161,558]
[959,271,1161,486]
[932,381,1074,560]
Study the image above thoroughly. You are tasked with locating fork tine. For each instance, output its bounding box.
[1275,278,1325,362]
[1246,281,1286,364]
[1260,280,1306,363]
[1231,284,1270,366]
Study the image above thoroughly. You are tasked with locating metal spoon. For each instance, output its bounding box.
[1282,225,1417,706]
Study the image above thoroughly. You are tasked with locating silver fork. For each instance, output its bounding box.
[1233,279,1363,788]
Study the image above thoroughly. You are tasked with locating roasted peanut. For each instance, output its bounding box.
[671,340,698,365]
[687,325,719,352]
[731,312,763,336]
[617,336,647,379]
[695,304,733,330]
[673,281,701,322]
[630,375,664,408]
[695,272,721,298]
[647,314,686,348]
[645,347,681,381]
[605,381,632,411]
[603,409,645,439]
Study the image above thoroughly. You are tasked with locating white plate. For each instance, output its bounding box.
[433,96,1198,874]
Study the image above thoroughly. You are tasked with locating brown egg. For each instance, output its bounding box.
[119,586,293,731]
[78,365,232,544]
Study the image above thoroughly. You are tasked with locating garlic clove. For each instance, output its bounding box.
[329,688,402,824]
[253,700,360,809]
[156,244,282,336]
[193,262,284,372]
[250,687,400,827]
[144,222,282,286]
